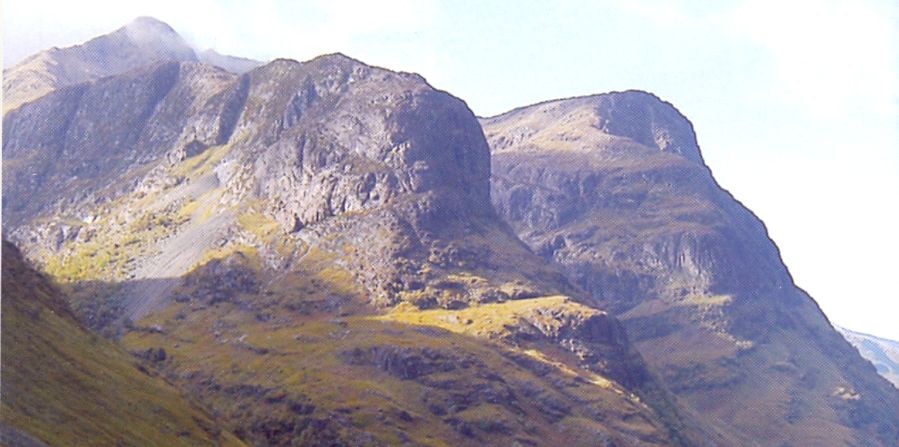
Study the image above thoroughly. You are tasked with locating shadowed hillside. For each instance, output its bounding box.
[0,240,245,447]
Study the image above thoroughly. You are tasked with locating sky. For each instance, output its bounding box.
[3,0,898,339]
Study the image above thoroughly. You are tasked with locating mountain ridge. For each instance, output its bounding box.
[485,91,899,446]
[2,17,261,114]
[4,16,897,447]
[2,28,729,444]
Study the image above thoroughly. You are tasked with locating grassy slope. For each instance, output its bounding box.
[120,247,683,447]
[0,241,246,447]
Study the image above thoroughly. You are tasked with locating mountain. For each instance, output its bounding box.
[2,17,196,113]
[484,91,899,446]
[7,16,897,447]
[2,17,261,114]
[0,240,245,447]
[4,54,580,319]
[198,49,263,75]
[1,26,731,445]
[837,326,899,387]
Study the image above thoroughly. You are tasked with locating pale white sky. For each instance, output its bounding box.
[3,0,898,339]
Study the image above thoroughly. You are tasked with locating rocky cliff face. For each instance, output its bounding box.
[10,16,896,446]
[4,53,574,311]
[3,61,239,226]
[2,24,727,445]
[221,55,574,307]
[486,91,899,446]
[237,56,491,228]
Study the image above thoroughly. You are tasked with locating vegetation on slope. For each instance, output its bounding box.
[0,241,245,447]
[4,43,742,447]
[485,92,899,447]
[119,248,699,447]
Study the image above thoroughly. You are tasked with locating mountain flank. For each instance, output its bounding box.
[2,17,261,114]
[485,91,899,446]
[4,16,897,447]
[2,22,733,445]
[0,240,246,447]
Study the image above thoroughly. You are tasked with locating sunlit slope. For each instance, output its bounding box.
[119,246,734,446]
[2,17,260,115]
[0,241,245,447]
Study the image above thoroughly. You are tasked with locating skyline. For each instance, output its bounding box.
[3,0,898,339]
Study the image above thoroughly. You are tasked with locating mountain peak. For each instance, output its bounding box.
[312,52,357,63]
[483,90,705,165]
[304,52,372,72]
[197,49,263,74]
[3,16,272,113]
[124,16,178,34]
[591,90,705,164]
[111,16,194,60]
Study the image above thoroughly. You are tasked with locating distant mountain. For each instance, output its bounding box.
[2,32,730,445]
[837,326,899,387]
[2,17,261,113]
[484,91,899,446]
[2,17,195,113]
[198,49,262,74]
[0,240,245,446]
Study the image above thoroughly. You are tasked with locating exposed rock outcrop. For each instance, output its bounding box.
[2,38,725,445]
[3,61,239,227]
[486,91,899,446]
[4,53,573,311]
